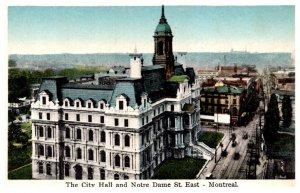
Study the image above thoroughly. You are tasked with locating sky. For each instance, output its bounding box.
[8,6,295,54]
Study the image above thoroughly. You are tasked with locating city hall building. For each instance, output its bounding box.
[31,6,205,180]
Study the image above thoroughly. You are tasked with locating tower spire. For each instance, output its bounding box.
[159,5,167,24]
[161,5,165,18]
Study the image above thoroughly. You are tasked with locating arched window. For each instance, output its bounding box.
[100,150,106,162]
[124,175,129,180]
[38,162,43,174]
[65,164,70,177]
[158,41,164,55]
[125,135,130,147]
[65,128,70,139]
[65,146,70,158]
[100,131,105,142]
[47,127,52,138]
[114,174,119,180]
[46,163,51,175]
[88,149,94,161]
[100,169,105,180]
[47,146,52,157]
[115,155,120,167]
[76,129,81,140]
[77,148,82,159]
[88,167,93,180]
[39,145,44,156]
[39,127,44,137]
[115,134,120,146]
[125,156,130,167]
[88,130,93,141]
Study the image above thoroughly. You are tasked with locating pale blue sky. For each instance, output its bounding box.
[8,6,295,54]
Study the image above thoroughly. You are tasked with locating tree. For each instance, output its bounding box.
[282,95,292,128]
[264,93,280,144]
[8,59,17,67]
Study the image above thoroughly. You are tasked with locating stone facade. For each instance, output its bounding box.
[31,6,202,180]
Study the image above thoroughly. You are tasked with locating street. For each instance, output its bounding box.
[199,114,265,179]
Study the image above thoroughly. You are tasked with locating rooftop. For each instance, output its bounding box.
[168,75,189,83]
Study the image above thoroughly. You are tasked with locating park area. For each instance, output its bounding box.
[8,122,32,179]
[198,131,224,148]
[152,158,206,179]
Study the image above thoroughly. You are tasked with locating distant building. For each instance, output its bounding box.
[31,6,208,180]
[200,81,246,126]
[271,69,295,91]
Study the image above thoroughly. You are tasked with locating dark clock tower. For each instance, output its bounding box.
[152,5,175,80]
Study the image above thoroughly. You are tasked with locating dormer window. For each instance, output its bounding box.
[119,101,124,110]
[76,102,80,107]
[42,97,46,105]
[88,103,91,108]
[116,95,128,110]
[64,101,68,107]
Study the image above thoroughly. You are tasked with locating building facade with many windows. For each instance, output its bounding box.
[31,6,202,180]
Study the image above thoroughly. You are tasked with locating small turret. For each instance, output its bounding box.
[129,47,142,79]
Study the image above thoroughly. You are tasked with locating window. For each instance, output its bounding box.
[64,101,68,107]
[100,150,106,162]
[114,174,119,180]
[158,41,164,55]
[100,116,104,123]
[88,167,93,180]
[144,99,147,108]
[39,112,42,119]
[100,131,105,142]
[76,102,80,107]
[65,164,70,177]
[65,113,69,120]
[42,97,46,105]
[46,163,51,175]
[89,130,93,141]
[38,163,43,174]
[88,115,92,122]
[119,101,124,110]
[171,105,174,111]
[124,119,128,127]
[88,103,91,108]
[39,127,44,137]
[158,108,160,114]
[233,99,237,105]
[100,103,104,109]
[47,127,52,138]
[124,175,129,180]
[153,109,156,116]
[46,113,50,120]
[47,146,52,157]
[115,155,120,167]
[100,169,105,180]
[114,118,119,126]
[125,156,130,167]
[77,148,82,159]
[146,116,149,123]
[39,145,44,156]
[88,149,94,161]
[65,128,70,139]
[76,129,81,140]
[125,135,130,147]
[65,146,70,158]
[115,134,120,146]
[162,105,164,111]
[76,114,80,121]
[142,118,145,125]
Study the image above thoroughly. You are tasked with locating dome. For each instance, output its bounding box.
[155,23,172,33]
